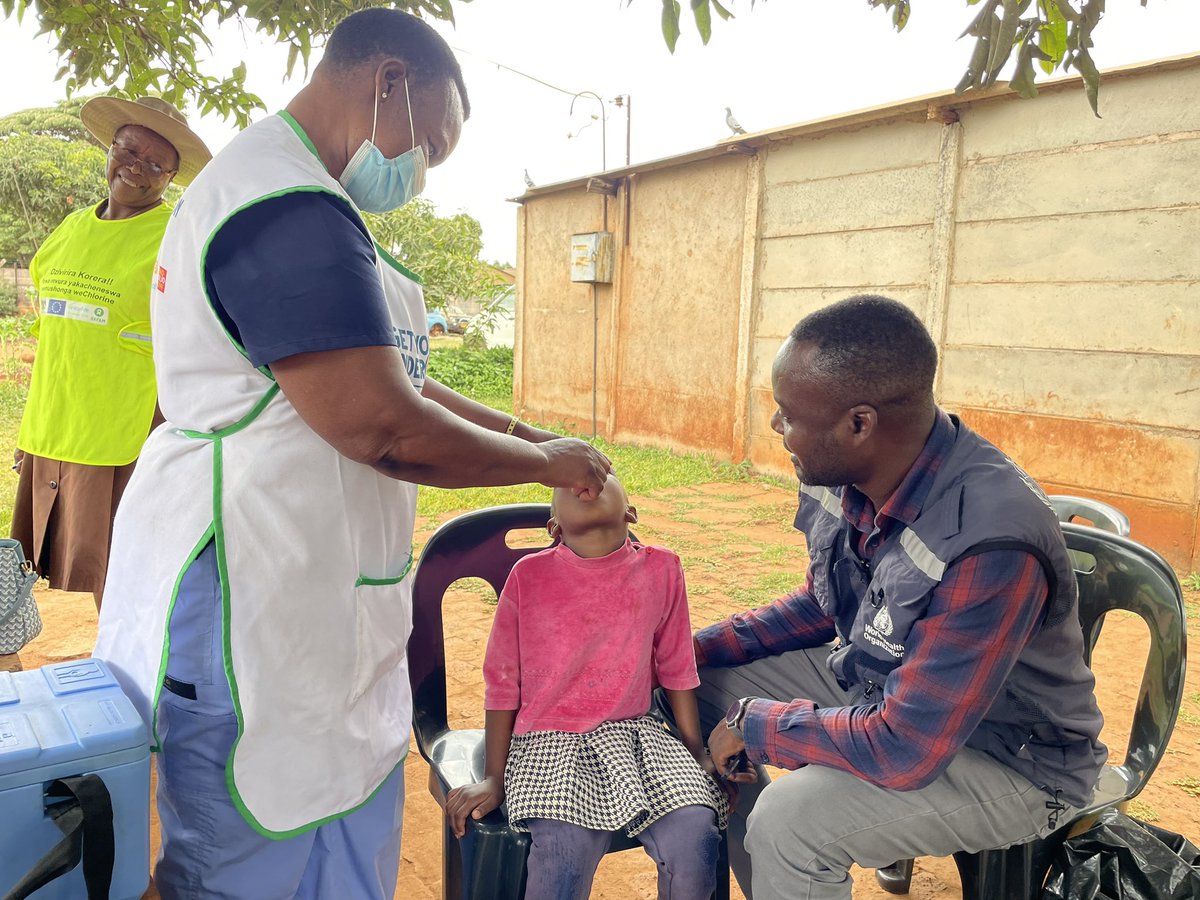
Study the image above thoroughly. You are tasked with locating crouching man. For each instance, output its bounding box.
[699,295,1106,900]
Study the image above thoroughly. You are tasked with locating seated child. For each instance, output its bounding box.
[446,474,728,900]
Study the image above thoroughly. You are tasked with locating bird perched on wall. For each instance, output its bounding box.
[725,106,747,135]
[524,168,535,188]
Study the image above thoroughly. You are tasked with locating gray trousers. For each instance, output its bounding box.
[696,647,1064,900]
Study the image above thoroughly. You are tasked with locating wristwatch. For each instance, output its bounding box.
[725,697,754,741]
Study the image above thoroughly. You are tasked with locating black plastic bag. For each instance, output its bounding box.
[1041,808,1200,900]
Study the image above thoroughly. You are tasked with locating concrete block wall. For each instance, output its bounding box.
[516,59,1200,569]
[942,67,1200,566]
[746,116,945,474]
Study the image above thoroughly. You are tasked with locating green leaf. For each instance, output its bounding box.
[1073,45,1102,117]
[661,0,682,53]
[984,0,1021,86]
[710,0,733,21]
[961,0,998,39]
[959,29,992,93]
[1053,0,1081,23]
[691,0,712,44]
[1029,42,1052,62]
[1036,6,1067,73]
[1009,37,1039,98]
[56,7,89,24]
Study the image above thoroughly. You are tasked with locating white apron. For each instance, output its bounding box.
[94,112,430,836]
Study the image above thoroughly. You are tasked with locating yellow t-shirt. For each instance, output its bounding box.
[18,201,170,465]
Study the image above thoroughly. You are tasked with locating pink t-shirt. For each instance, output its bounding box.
[483,539,699,735]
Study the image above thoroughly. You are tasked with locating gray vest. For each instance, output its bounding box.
[796,416,1107,808]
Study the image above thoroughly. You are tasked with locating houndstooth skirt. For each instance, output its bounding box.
[504,716,728,836]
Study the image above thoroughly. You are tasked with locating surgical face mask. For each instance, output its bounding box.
[339,77,427,213]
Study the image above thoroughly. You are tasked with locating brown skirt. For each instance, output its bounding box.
[10,453,136,595]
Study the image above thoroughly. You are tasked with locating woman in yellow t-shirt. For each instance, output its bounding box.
[11,97,210,610]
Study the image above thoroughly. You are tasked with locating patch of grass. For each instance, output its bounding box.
[752,469,795,491]
[1125,798,1159,823]
[1177,710,1200,728]
[1182,572,1200,591]
[729,570,803,607]
[740,503,793,529]
[658,535,704,553]
[1169,776,1200,798]
[706,491,749,503]
[449,577,500,605]
[683,557,726,575]
[714,459,759,484]
[757,543,800,566]
[670,515,713,528]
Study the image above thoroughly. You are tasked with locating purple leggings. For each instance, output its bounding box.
[524,805,719,900]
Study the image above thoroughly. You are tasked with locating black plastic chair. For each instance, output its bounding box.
[408,503,730,900]
[1047,495,1132,537]
[875,523,1187,897]
[880,497,1131,895]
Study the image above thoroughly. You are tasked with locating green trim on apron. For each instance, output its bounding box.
[178,382,282,441]
[354,553,414,588]
[149,524,217,753]
[277,110,323,163]
[374,242,424,286]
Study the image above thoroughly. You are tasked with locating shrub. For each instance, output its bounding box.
[427,345,513,408]
[0,281,19,317]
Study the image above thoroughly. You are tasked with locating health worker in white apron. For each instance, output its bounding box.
[93,10,611,899]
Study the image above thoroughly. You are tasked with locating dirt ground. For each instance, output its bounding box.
[4,479,1198,899]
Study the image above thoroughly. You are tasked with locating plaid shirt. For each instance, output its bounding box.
[695,411,1049,790]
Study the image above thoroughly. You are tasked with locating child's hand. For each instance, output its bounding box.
[697,748,741,813]
[445,776,505,839]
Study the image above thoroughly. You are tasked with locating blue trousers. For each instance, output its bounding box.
[154,542,406,900]
[524,806,720,900]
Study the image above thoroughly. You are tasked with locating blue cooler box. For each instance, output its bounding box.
[0,659,150,900]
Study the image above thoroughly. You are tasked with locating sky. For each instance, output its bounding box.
[2,1,1199,262]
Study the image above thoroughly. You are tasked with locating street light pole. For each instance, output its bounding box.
[569,91,606,172]
[612,94,631,167]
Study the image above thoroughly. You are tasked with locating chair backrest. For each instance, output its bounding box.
[1049,495,1131,537]
[407,504,554,761]
[1061,523,1187,797]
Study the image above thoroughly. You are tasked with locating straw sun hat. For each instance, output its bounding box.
[81,95,212,186]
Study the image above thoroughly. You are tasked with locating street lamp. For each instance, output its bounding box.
[568,91,606,172]
[611,94,631,168]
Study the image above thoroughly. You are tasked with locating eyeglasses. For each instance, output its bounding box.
[109,143,174,178]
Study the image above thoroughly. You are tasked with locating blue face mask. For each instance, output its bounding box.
[339,77,428,213]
